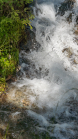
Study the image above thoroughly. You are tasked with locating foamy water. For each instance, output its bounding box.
[11,0,78,138]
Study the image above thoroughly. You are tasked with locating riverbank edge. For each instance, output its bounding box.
[0,0,35,94]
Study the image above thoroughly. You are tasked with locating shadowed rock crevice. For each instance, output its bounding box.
[57,0,75,15]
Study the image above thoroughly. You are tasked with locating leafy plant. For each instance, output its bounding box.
[0,0,34,93]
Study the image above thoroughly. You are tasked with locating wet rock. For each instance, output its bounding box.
[19,26,41,53]
[57,0,75,16]
[67,13,72,23]
[76,16,78,24]
[62,47,73,57]
[19,29,35,52]
[22,99,30,107]
[75,38,78,45]
[74,29,78,35]
[15,90,23,98]
[9,112,21,121]
[5,86,33,109]
[74,56,78,64]
[74,26,78,46]
[16,65,21,72]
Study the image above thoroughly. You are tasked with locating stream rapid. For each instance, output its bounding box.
[2,0,78,138]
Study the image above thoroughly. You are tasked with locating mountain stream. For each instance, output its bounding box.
[0,0,78,139]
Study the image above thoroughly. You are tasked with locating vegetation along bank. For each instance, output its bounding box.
[0,0,34,93]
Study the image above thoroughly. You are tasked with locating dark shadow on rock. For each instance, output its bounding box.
[57,0,75,16]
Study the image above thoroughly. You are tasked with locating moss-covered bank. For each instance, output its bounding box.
[0,0,34,93]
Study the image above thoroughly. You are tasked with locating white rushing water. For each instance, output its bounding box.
[12,0,78,138]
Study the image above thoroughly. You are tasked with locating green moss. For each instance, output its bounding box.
[0,78,6,93]
[0,0,34,93]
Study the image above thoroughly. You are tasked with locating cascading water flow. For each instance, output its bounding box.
[2,0,78,138]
